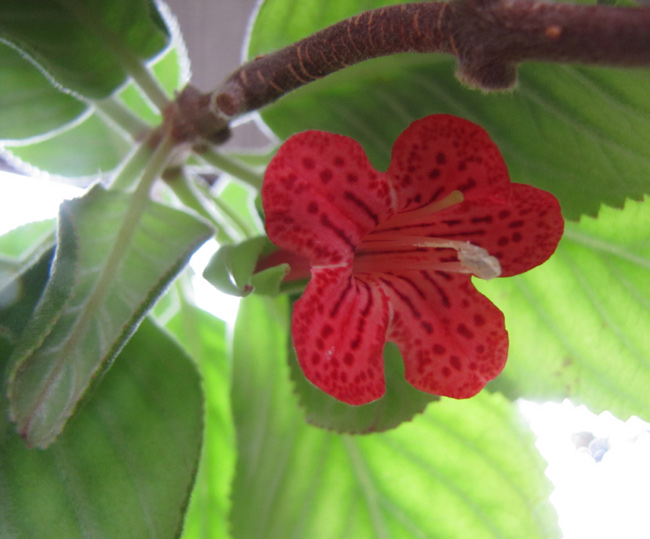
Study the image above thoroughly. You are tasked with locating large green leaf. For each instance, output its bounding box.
[247,0,650,219]
[8,185,212,448]
[230,295,559,538]
[0,317,203,538]
[162,284,235,539]
[481,196,650,422]
[0,42,87,141]
[0,0,169,99]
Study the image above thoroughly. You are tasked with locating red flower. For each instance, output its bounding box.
[262,115,563,405]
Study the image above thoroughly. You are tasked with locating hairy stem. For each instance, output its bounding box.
[212,0,650,119]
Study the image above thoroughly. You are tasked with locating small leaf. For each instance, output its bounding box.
[480,197,650,422]
[0,42,87,141]
[0,318,203,538]
[0,0,170,99]
[203,236,278,297]
[230,295,560,538]
[8,185,212,447]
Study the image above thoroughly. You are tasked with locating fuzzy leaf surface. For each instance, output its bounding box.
[0,0,169,99]
[8,185,212,447]
[0,43,87,141]
[0,317,203,538]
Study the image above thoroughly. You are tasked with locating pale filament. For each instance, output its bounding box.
[373,190,464,232]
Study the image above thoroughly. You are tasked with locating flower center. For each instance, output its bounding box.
[353,190,502,279]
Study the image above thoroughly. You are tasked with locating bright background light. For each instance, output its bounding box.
[1,170,649,538]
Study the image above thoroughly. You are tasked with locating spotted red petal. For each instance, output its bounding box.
[292,266,390,405]
[387,115,511,213]
[377,271,508,398]
[262,130,395,266]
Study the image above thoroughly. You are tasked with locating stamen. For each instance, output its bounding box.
[457,242,501,280]
[374,190,464,231]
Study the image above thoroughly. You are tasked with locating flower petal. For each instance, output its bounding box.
[476,183,564,276]
[387,114,511,212]
[262,130,394,266]
[292,266,390,405]
[378,271,508,398]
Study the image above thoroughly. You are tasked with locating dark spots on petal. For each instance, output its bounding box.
[303,157,315,170]
[433,344,446,355]
[429,168,441,179]
[308,201,319,214]
[421,321,434,334]
[469,362,477,371]
[473,314,486,326]
[458,161,467,172]
[343,353,354,366]
[476,344,485,354]
[450,356,462,371]
[321,324,334,338]
[509,220,525,228]
[471,215,493,224]
[498,236,509,247]
[499,210,511,220]
[350,336,361,350]
[442,219,463,226]
[344,191,379,225]
[512,232,522,242]
[340,372,348,383]
[311,353,320,365]
[436,152,447,165]
[347,173,358,184]
[442,367,451,377]
[334,156,345,167]
[459,177,476,191]
[457,323,474,339]
[320,169,333,183]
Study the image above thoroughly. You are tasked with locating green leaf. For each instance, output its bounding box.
[290,342,438,433]
[0,219,55,259]
[0,244,54,360]
[163,286,235,539]
[230,295,559,538]
[8,185,212,448]
[5,113,132,178]
[203,236,282,297]
[0,0,169,99]
[247,0,650,219]
[0,317,203,538]
[3,43,188,178]
[481,196,650,422]
[0,42,87,141]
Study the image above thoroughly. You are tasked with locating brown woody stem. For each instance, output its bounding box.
[171,0,650,143]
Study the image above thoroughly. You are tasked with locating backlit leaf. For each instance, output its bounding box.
[0,0,170,99]
[481,197,650,423]
[8,185,212,447]
[229,295,559,538]
[247,0,650,219]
